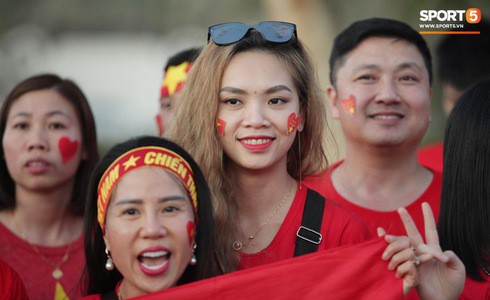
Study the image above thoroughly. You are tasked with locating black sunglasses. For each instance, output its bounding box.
[208,21,297,46]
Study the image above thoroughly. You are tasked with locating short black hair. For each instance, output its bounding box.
[439,79,490,281]
[164,47,202,72]
[329,18,432,85]
[437,18,490,91]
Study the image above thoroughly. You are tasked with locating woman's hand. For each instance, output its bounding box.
[377,227,418,296]
[398,202,466,300]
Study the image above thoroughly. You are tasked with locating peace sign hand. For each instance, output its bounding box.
[378,226,418,296]
[399,202,465,300]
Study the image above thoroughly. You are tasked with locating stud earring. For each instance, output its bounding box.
[105,248,114,271]
[190,243,197,266]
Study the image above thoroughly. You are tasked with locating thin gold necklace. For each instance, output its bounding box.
[12,213,73,280]
[233,181,294,251]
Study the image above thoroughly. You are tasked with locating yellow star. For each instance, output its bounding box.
[162,62,190,95]
[122,155,140,171]
[54,282,69,300]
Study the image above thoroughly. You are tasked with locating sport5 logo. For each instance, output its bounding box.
[420,8,481,24]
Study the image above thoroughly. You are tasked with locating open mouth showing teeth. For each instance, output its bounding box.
[26,161,48,167]
[138,251,170,270]
[371,115,403,119]
[240,138,273,145]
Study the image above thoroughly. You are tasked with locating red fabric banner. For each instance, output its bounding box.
[136,237,403,300]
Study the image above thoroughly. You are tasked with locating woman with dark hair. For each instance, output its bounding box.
[438,79,490,299]
[82,136,220,298]
[0,73,99,299]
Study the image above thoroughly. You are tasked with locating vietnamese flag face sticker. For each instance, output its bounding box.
[341,95,356,115]
[187,221,196,246]
[217,118,226,136]
[161,62,191,97]
[58,137,79,164]
[287,112,301,135]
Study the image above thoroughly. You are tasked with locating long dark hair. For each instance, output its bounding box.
[0,73,99,215]
[439,79,490,281]
[83,136,220,295]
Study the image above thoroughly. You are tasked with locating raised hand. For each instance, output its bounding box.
[398,202,466,300]
[377,227,418,296]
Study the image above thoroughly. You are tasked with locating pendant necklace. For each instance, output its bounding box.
[233,182,293,251]
[12,213,73,280]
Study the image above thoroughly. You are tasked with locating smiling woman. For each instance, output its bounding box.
[167,21,373,274]
[82,136,220,299]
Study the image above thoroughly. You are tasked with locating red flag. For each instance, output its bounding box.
[137,238,403,300]
[216,118,226,136]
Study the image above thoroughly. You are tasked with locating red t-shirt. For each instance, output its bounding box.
[0,221,85,300]
[460,271,490,300]
[418,141,443,173]
[304,161,442,238]
[0,259,29,300]
[239,183,373,269]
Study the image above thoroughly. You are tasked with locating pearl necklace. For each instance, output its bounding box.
[233,182,293,251]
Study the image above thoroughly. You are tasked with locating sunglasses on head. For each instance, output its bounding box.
[208,21,297,46]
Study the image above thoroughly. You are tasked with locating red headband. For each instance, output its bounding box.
[97,146,197,233]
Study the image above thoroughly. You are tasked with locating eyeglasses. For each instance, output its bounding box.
[208,21,297,46]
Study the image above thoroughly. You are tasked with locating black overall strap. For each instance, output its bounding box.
[294,188,325,257]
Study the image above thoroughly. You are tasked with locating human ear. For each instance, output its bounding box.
[103,236,111,252]
[327,86,340,119]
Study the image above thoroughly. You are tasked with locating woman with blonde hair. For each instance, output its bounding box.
[168,22,373,273]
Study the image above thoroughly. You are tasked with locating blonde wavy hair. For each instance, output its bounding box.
[167,30,330,273]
